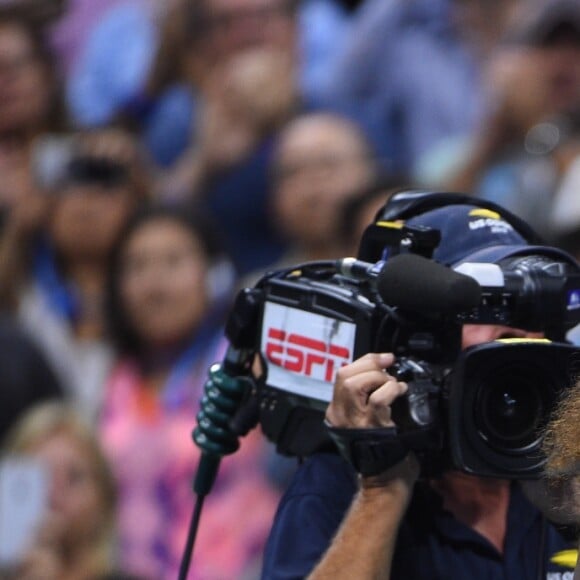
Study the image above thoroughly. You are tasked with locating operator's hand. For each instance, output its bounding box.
[326,353,408,429]
[326,353,419,489]
[309,354,419,579]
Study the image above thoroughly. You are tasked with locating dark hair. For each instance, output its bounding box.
[552,227,580,258]
[337,173,410,250]
[0,1,67,27]
[0,10,68,132]
[502,0,580,50]
[105,203,230,356]
[186,0,298,43]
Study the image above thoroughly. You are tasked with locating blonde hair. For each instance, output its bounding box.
[543,381,580,477]
[2,402,118,570]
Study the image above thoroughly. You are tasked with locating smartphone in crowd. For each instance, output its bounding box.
[31,134,130,192]
[0,457,48,567]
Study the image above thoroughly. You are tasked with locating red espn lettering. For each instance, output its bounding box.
[265,327,351,381]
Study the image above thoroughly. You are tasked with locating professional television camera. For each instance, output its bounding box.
[195,192,580,481]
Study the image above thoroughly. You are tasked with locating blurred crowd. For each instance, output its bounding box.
[0,0,579,578]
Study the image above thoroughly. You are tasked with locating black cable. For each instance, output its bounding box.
[179,353,257,579]
[178,492,206,580]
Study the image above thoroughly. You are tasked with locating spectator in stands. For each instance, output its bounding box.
[141,0,305,275]
[0,128,148,420]
[71,0,361,277]
[66,0,351,128]
[322,0,522,174]
[247,112,378,280]
[99,204,279,579]
[424,0,580,240]
[1,402,139,580]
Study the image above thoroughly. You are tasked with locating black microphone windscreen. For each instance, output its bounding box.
[377,253,481,315]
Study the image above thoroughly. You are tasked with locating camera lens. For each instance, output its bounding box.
[475,367,548,453]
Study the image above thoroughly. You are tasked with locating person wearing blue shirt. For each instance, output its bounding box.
[67,0,351,132]
[321,0,521,174]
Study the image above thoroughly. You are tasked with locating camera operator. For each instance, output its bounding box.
[261,201,579,579]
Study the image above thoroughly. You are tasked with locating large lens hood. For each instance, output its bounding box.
[447,340,579,478]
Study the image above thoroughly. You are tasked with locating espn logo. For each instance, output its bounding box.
[265,327,351,382]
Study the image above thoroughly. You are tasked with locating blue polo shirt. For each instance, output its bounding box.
[261,453,576,580]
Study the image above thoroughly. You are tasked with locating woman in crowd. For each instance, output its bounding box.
[123,0,302,275]
[0,127,149,420]
[1,402,139,580]
[99,204,281,580]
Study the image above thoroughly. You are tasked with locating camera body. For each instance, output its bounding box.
[235,255,578,478]
[447,340,576,478]
[223,193,580,479]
